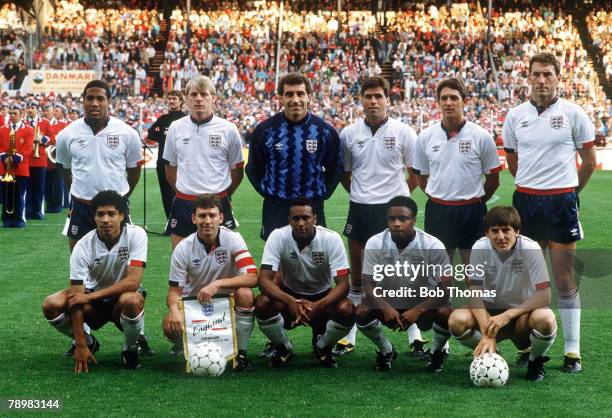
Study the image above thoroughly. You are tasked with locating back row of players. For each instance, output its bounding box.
[30,51,595,378]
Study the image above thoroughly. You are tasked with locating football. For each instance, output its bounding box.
[189,342,227,377]
[469,353,509,388]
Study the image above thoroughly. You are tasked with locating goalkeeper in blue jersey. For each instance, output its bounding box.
[246,73,343,241]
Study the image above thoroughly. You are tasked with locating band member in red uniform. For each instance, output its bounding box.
[24,100,52,219]
[45,104,70,213]
[0,104,34,227]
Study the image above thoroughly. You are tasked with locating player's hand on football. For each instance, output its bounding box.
[486,313,510,338]
[400,308,419,328]
[474,336,497,357]
[382,306,403,330]
[73,344,97,374]
[197,283,219,303]
[67,292,91,308]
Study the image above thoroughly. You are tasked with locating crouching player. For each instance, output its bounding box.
[448,206,557,382]
[254,198,355,368]
[42,190,148,372]
[163,194,258,371]
[358,196,453,372]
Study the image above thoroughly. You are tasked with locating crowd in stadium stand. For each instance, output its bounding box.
[1,1,611,145]
[587,6,612,85]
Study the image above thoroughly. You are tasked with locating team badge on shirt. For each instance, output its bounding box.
[458,140,472,154]
[384,137,396,150]
[215,249,228,264]
[118,246,129,262]
[106,135,120,149]
[550,115,564,129]
[312,251,325,265]
[512,259,524,275]
[306,139,318,153]
[209,134,222,149]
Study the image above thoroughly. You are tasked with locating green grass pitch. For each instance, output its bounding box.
[1,170,611,417]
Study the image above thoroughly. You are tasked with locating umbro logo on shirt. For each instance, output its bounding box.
[182,137,191,145]
[275,143,284,151]
[432,145,440,152]
[289,251,298,259]
[520,121,529,128]
[192,258,201,266]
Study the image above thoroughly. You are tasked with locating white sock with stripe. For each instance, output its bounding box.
[235,306,255,352]
[257,314,291,350]
[120,310,144,351]
[358,319,393,355]
[558,289,581,356]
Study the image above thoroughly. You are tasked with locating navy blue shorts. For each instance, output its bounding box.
[67,197,131,240]
[166,194,236,237]
[260,197,326,240]
[343,201,389,243]
[512,190,582,243]
[424,199,486,251]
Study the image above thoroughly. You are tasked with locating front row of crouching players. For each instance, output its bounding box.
[449,206,557,382]
[41,191,555,380]
[163,194,258,371]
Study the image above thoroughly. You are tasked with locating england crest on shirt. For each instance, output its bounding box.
[550,115,563,129]
[215,249,228,264]
[312,251,325,265]
[209,134,222,149]
[106,135,120,149]
[118,246,129,262]
[512,259,524,275]
[458,140,472,154]
[384,137,396,150]
[306,139,318,153]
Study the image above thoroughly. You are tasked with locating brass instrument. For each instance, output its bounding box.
[46,145,57,164]
[1,129,16,183]
[33,124,40,159]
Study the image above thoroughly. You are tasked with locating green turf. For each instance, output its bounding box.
[1,170,611,417]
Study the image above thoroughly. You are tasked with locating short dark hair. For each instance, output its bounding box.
[91,190,128,214]
[361,76,390,97]
[484,206,521,231]
[387,196,418,218]
[193,194,223,215]
[289,197,315,213]
[167,90,184,102]
[529,52,560,76]
[436,78,468,101]
[278,73,312,96]
[82,80,111,100]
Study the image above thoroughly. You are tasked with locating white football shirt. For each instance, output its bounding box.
[261,225,350,295]
[502,98,595,190]
[169,227,257,297]
[55,117,143,200]
[341,117,417,204]
[414,121,501,201]
[70,224,148,291]
[362,227,451,290]
[468,235,550,308]
[163,115,244,195]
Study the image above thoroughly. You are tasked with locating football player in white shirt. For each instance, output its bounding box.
[502,53,597,373]
[449,206,557,382]
[414,77,501,265]
[55,80,143,252]
[254,198,355,368]
[42,191,148,372]
[358,196,453,373]
[163,194,258,371]
[336,76,424,358]
[163,76,244,249]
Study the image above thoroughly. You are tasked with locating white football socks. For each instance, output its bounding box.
[235,306,255,352]
[48,313,93,345]
[120,310,144,351]
[558,289,581,356]
[257,313,292,350]
[357,319,393,355]
[453,328,481,349]
[317,320,353,349]
[530,328,557,361]
[430,323,451,353]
